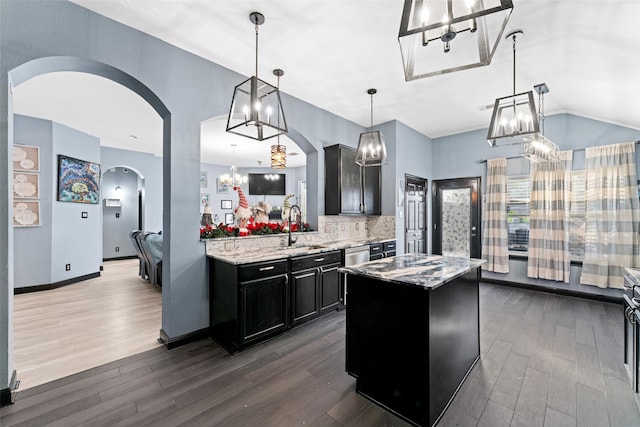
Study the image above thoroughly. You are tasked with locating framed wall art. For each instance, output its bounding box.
[200,171,208,188]
[13,172,39,199]
[224,213,234,225]
[57,155,101,204]
[216,178,229,194]
[13,144,40,172]
[13,201,40,227]
[200,193,210,209]
[221,200,232,209]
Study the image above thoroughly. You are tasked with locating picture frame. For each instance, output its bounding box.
[13,171,39,199]
[200,193,210,209]
[224,213,235,225]
[200,171,208,188]
[57,155,101,204]
[13,144,40,172]
[216,178,229,194]
[13,200,40,227]
[221,199,232,210]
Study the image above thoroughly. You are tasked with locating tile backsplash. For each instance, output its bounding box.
[204,215,395,255]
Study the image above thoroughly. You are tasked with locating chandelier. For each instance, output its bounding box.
[356,89,387,167]
[271,69,286,169]
[219,144,247,186]
[226,12,287,141]
[398,0,513,80]
[487,29,539,147]
[522,83,559,162]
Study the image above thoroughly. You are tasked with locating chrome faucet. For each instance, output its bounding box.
[288,204,302,246]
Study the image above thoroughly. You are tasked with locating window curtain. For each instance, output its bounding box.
[482,158,509,273]
[527,150,573,282]
[580,142,640,289]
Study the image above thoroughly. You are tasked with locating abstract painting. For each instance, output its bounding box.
[57,155,101,204]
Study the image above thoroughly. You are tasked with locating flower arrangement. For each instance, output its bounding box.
[200,221,311,239]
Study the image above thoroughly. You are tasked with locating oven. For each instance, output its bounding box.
[623,268,640,392]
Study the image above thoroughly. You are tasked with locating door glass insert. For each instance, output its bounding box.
[442,188,470,257]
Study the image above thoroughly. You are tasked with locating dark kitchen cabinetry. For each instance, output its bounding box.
[209,258,289,353]
[324,144,380,215]
[370,240,396,260]
[290,250,342,326]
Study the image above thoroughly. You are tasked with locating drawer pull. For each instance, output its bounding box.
[371,246,380,250]
[259,266,275,271]
[314,258,325,262]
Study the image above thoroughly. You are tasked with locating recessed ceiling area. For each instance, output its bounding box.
[12,72,306,168]
[68,0,640,138]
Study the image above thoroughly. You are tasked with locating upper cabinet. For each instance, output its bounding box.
[324,144,380,215]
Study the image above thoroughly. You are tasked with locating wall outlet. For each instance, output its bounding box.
[355,223,360,230]
[115,246,120,252]
[65,264,71,271]
[365,223,368,230]
[341,224,345,231]
[81,212,88,219]
[224,241,234,251]
[115,212,120,218]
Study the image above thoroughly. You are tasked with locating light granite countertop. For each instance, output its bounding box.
[339,254,485,290]
[209,238,394,265]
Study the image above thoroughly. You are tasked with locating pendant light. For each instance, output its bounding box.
[219,144,248,186]
[487,29,539,147]
[270,69,286,169]
[398,0,513,80]
[226,12,287,141]
[356,89,387,167]
[522,83,559,162]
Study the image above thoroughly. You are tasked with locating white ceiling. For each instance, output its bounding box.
[14,1,640,166]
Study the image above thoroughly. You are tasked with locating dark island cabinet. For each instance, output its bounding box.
[290,250,342,326]
[324,144,381,215]
[209,257,289,353]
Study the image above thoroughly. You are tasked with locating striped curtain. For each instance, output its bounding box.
[527,151,573,282]
[482,158,509,273]
[580,142,640,289]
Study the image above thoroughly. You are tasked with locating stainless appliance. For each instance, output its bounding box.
[624,269,640,392]
[342,245,370,306]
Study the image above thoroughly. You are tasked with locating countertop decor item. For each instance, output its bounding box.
[226,11,287,141]
[398,0,513,80]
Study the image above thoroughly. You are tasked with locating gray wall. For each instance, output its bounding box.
[432,113,640,299]
[0,0,367,390]
[102,167,139,259]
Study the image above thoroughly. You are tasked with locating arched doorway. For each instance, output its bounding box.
[7,57,170,389]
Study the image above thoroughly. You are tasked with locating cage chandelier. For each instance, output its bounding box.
[356,89,387,167]
[398,0,513,80]
[226,12,287,141]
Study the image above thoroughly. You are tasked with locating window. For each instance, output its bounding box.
[570,170,586,260]
[506,176,530,251]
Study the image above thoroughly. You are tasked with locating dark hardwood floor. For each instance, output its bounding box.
[1,283,639,426]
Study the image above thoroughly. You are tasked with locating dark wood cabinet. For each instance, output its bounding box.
[209,258,289,353]
[290,250,342,326]
[324,144,381,215]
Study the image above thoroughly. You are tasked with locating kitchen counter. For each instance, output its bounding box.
[208,238,390,264]
[344,255,483,426]
[340,254,485,290]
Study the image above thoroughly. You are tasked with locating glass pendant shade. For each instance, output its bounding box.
[487,91,539,146]
[227,76,287,141]
[522,134,559,162]
[271,143,286,169]
[398,0,513,80]
[356,131,387,166]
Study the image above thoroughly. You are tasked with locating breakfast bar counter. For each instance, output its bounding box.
[340,254,485,427]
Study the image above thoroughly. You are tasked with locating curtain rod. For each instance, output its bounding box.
[478,140,640,164]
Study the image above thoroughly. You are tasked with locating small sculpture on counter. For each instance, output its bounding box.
[200,204,213,227]
[233,186,252,236]
[253,200,271,224]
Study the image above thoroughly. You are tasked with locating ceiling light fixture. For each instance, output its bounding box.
[219,144,248,186]
[356,89,387,167]
[271,68,286,169]
[398,0,513,80]
[522,83,559,162]
[487,29,539,147]
[226,12,287,141]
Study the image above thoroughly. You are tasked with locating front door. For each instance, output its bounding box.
[405,175,427,254]
[432,177,481,258]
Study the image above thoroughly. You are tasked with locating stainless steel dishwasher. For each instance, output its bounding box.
[342,245,370,307]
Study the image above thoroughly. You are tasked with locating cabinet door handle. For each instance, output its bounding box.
[314,258,325,262]
[259,266,275,271]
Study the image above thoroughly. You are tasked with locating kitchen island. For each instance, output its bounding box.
[340,254,485,427]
